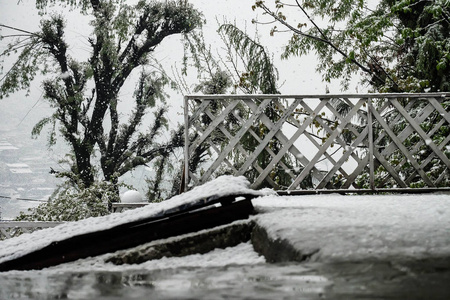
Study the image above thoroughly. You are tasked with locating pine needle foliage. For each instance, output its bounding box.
[181,23,301,189]
[218,23,279,94]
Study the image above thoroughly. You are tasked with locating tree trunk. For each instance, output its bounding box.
[73,143,95,188]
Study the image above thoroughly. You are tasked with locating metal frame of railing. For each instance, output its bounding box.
[0,203,148,240]
[0,221,63,240]
[184,93,450,193]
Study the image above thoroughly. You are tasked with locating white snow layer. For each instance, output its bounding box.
[0,176,273,265]
[253,193,450,261]
[42,242,265,274]
[120,190,144,203]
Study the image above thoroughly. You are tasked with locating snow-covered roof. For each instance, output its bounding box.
[253,193,450,262]
[0,176,273,266]
[1,175,449,271]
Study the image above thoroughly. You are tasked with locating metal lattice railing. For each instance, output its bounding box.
[0,221,63,240]
[0,204,147,240]
[184,93,450,192]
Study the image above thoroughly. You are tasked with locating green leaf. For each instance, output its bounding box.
[32,117,52,138]
[346,50,355,63]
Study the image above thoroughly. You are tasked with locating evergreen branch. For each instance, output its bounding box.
[216,50,242,92]
[0,39,41,85]
[218,23,279,94]
[218,29,252,92]
[361,47,398,87]
[1,41,35,56]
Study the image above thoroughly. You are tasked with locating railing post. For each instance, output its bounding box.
[367,97,375,190]
[183,95,190,193]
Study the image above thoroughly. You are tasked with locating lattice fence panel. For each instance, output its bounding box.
[184,94,450,191]
[370,97,450,188]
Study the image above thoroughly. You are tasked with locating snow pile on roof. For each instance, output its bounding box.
[120,190,144,203]
[0,176,273,265]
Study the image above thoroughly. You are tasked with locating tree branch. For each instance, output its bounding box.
[257,2,399,91]
[0,24,40,37]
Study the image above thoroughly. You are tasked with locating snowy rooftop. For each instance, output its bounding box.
[253,193,450,262]
[0,176,273,266]
[1,175,450,273]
